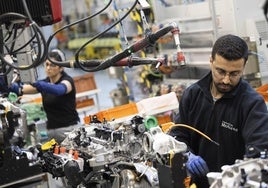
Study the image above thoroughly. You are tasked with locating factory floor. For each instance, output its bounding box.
[75,69,122,122]
[93,67,147,110]
[94,69,120,110]
[78,66,147,122]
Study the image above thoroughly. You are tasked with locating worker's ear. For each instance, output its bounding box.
[209,56,213,64]
[60,67,64,72]
[209,56,213,69]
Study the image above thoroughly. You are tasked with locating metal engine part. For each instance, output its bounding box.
[0,96,28,147]
[208,151,268,188]
[39,115,188,188]
[0,95,43,186]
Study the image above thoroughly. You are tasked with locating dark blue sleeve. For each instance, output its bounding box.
[169,88,191,146]
[242,93,268,158]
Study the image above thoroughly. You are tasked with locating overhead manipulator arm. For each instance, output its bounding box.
[49,22,185,72]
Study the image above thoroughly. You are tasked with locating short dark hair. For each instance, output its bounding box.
[48,49,66,61]
[211,34,248,63]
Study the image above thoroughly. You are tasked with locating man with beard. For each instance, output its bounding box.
[169,34,268,187]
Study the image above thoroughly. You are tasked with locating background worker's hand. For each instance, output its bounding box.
[9,82,24,96]
[186,152,209,177]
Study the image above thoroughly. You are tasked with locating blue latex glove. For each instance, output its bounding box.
[32,81,67,96]
[9,82,24,96]
[186,152,209,177]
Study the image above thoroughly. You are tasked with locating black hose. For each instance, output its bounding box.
[0,12,47,70]
[46,0,113,67]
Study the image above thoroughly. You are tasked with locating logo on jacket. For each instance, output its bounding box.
[221,121,238,132]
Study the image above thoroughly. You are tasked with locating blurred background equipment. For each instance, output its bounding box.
[0,0,62,26]
[1,0,268,187]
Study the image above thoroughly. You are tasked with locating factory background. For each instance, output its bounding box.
[1,0,268,187]
[38,0,268,112]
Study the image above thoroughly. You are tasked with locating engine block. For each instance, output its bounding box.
[39,115,188,188]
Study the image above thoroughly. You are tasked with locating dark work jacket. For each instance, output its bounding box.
[41,71,80,129]
[170,72,268,187]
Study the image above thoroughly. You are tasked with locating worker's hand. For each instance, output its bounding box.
[9,82,24,96]
[186,152,209,177]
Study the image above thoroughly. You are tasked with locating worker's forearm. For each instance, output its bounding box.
[22,84,39,94]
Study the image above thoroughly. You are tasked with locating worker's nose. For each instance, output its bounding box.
[222,74,231,84]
